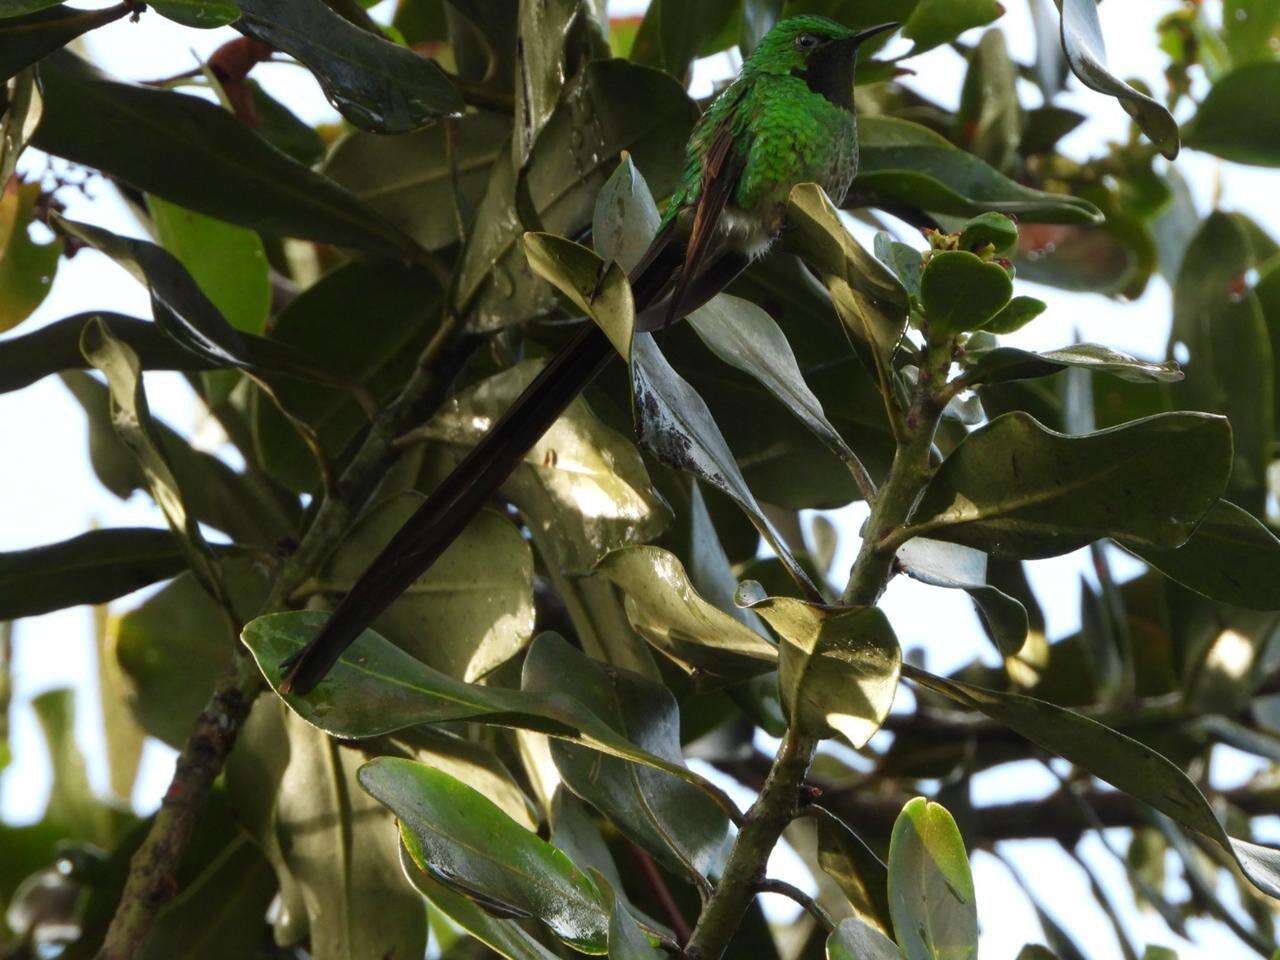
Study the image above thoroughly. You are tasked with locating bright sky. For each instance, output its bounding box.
[1,1,1277,957]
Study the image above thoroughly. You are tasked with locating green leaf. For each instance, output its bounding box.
[321,109,510,251]
[232,0,462,133]
[323,496,534,682]
[920,251,1013,336]
[905,665,1280,901]
[827,917,901,960]
[738,585,901,746]
[815,807,893,935]
[597,545,777,680]
[888,797,978,960]
[1184,63,1280,167]
[524,232,635,360]
[962,343,1183,386]
[896,538,1029,657]
[787,181,908,358]
[405,358,670,574]
[359,758,609,954]
[1222,0,1280,66]
[630,332,820,598]
[398,842,560,960]
[1,68,43,186]
[689,292,865,478]
[855,117,1103,225]
[594,871,664,960]
[1058,0,1179,158]
[909,411,1232,559]
[35,53,418,255]
[112,560,267,747]
[524,634,732,882]
[958,212,1019,256]
[454,59,697,330]
[398,726,537,830]
[31,689,115,845]
[592,153,662,273]
[874,232,923,298]
[631,0,739,78]
[241,616,737,806]
[0,1,65,17]
[956,30,1022,174]
[981,296,1047,335]
[902,0,1002,54]
[147,1,242,29]
[60,370,296,545]
[253,259,444,492]
[146,195,269,337]
[1121,499,1280,610]
[0,179,60,333]
[80,318,232,606]
[0,528,202,619]
[0,5,131,84]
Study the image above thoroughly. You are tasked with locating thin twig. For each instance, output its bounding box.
[752,878,836,933]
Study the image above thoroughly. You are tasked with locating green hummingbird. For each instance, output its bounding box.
[281,15,899,694]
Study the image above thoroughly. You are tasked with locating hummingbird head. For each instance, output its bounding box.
[747,16,900,111]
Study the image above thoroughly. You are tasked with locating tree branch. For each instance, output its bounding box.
[99,310,476,956]
[752,878,836,932]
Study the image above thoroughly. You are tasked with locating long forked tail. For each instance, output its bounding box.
[279,322,613,694]
[277,221,746,695]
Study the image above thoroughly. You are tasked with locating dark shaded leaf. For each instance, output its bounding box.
[234,0,463,133]
[524,634,732,882]
[738,584,901,746]
[1184,63,1280,167]
[594,871,664,960]
[1058,0,1179,158]
[956,28,1022,173]
[907,665,1280,900]
[815,807,893,935]
[321,109,511,251]
[854,117,1102,225]
[827,917,900,960]
[909,411,1232,559]
[359,758,608,953]
[0,5,131,84]
[1121,500,1280,610]
[961,343,1183,386]
[901,0,1002,54]
[0,67,43,186]
[630,0,738,79]
[0,528,200,619]
[147,1,241,29]
[35,53,418,255]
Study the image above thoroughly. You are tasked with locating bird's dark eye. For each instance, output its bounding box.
[794,33,821,50]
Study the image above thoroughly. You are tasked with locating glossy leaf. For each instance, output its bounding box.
[146,195,269,337]
[406,359,670,574]
[524,232,635,359]
[1184,63,1280,167]
[909,412,1232,559]
[147,1,241,29]
[738,584,901,746]
[982,296,1047,335]
[688,293,865,477]
[0,5,131,84]
[359,758,609,953]
[815,807,893,935]
[888,797,978,960]
[0,528,197,619]
[901,0,1002,55]
[827,917,901,960]
[524,634,733,882]
[854,117,1103,225]
[1121,500,1280,611]
[81,319,230,606]
[321,109,511,251]
[0,67,42,186]
[1058,0,1179,158]
[398,843,560,960]
[35,53,418,255]
[905,665,1280,901]
[0,179,59,332]
[323,495,534,682]
[454,60,697,330]
[233,0,462,133]
[595,872,663,960]
[242,615,737,806]
[597,545,777,680]
[959,212,1019,256]
[962,343,1183,386]
[896,538,1029,657]
[920,250,1012,337]
[630,332,819,599]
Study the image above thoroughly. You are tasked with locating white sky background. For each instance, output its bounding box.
[1,1,1278,957]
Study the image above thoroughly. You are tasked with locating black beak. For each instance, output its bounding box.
[848,21,901,47]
